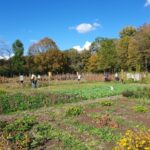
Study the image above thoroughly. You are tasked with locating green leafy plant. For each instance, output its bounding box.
[73,121,120,142]
[100,100,113,106]
[31,123,53,148]
[5,116,37,132]
[133,105,148,113]
[0,89,7,95]
[66,106,83,117]
[0,120,7,131]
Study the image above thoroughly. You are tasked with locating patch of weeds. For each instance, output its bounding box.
[4,116,37,132]
[100,100,113,106]
[48,111,56,121]
[122,90,134,97]
[87,102,99,109]
[31,123,53,148]
[106,108,116,113]
[0,120,7,131]
[132,105,148,113]
[0,117,35,149]
[1,132,31,149]
[66,106,83,117]
[0,89,7,95]
[114,117,128,126]
[96,114,119,128]
[73,121,120,142]
[31,123,88,150]
[0,92,83,114]
[136,98,150,105]
[60,132,88,150]
[87,112,101,119]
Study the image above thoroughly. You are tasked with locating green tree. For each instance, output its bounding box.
[98,39,117,72]
[90,37,105,53]
[117,36,131,70]
[117,26,137,71]
[119,26,137,38]
[12,39,24,74]
[128,24,150,71]
[87,54,98,72]
[64,49,82,73]
[80,50,91,72]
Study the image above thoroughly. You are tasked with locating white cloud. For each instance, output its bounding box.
[144,0,150,7]
[0,54,14,60]
[73,41,91,51]
[70,22,101,34]
[29,39,38,43]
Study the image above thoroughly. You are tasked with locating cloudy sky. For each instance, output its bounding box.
[0,0,150,53]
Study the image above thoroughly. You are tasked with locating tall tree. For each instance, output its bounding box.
[117,26,137,71]
[116,36,131,70]
[80,50,91,72]
[87,54,98,72]
[64,49,82,73]
[0,40,13,58]
[34,49,67,74]
[28,37,58,56]
[12,39,24,74]
[128,24,150,71]
[97,39,117,72]
[90,37,105,53]
[0,40,13,76]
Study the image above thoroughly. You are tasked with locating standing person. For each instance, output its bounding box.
[77,74,81,83]
[31,74,37,88]
[37,74,41,80]
[104,72,109,81]
[19,74,24,85]
[115,73,119,81]
[37,74,41,87]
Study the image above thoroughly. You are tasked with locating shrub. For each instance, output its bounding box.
[5,116,37,132]
[31,123,53,148]
[0,89,6,95]
[122,90,134,97]
[133,105,148,113]
[0,120,7,131]
[100,100,113,106]
[66,106,83,117]
[114,129,150,150]
[0,92,82,114]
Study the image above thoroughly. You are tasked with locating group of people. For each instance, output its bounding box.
[19,72,120,88]
[19,74,41,88]
[104,72,120,82]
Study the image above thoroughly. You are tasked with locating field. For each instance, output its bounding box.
[0,81,150,150]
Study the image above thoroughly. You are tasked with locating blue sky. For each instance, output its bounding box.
[0,0,150,54]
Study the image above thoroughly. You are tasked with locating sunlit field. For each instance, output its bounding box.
[0,80,150,149]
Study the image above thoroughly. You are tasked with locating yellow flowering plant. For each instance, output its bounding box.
[114,129,150,150]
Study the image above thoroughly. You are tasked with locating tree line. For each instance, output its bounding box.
[0,23,150,76]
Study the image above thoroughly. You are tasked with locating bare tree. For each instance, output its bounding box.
[0,39,13,59]
[0,39,14,76]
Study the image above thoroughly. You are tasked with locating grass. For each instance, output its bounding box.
[0,82,139,114]
[48,82,138,100]
[72,121,120,142]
